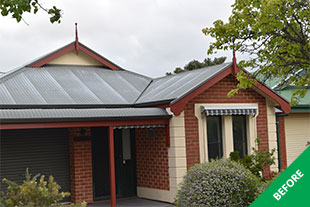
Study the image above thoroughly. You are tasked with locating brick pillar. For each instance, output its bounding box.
[69,128,93,204]
[278,116,287,169]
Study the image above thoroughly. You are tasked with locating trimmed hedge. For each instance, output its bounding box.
[176,159,261,207]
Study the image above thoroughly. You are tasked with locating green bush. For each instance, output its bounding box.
[176,159,261,207]
[229,138,276,178]
[0,169,71,207]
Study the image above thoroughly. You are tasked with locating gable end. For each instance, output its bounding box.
[28,42,122,70]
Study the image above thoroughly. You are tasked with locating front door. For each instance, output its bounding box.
[114,129,137,197]
[92,127,136,200]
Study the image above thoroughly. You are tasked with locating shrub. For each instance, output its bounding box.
[176,159,261,207]
[0,169,71,207]
[229,138,276,178]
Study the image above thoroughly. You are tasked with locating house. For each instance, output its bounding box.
[0,37,291,206]
[265,81,310,169]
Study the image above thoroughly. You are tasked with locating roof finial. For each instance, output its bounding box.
[75,23,79,55]
[232,46,237,74]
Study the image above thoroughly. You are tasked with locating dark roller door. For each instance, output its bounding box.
[0,128,70,194]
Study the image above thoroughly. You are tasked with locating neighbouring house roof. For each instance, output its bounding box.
[274,86,310,112]
[0,108,170,123]
[275,86,310,106]
[262,75,310,111]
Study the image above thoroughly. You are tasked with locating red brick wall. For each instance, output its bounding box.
[135,128,169,190]
[184,75,270,176]
[278,116,287,169]
[68,128,93,203]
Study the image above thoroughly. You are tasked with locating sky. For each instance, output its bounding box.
[0,0,240,78]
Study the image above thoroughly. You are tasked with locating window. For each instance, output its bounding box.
[206,116,223,160]
[232,115,248,157]
[199,104,257,162]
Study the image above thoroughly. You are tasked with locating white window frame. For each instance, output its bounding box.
[195,103,258,163]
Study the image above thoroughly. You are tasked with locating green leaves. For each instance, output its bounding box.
[229,138,276,178]
[176,159,262,207]
[0,0,62,24]
[227,71,257,97]
[48,6,61,23]
[1,169,71,207]
[204,0,310,103]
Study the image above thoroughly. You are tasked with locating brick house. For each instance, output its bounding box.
[0,38,291,206]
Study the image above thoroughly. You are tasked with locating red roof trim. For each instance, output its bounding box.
[253,82,291,113]
[28,42,121,70]
[170,66,233,116]
[29,44,75,68]
[145,103,171,109]
[79,45,120,70]
[0,119,169,130]
[233,67,291,114]
[170,66,291,116]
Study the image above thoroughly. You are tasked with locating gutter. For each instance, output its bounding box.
[0,115,172,124]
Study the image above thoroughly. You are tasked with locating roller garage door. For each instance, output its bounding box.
[0,128,70,193]
[285,113,310,166]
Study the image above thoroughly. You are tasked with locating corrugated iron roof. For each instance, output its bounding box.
[0,62,232,107]
[0,65,151,106]
[275,86,310,106]
[136,63,232,104]
[0,108,170,122]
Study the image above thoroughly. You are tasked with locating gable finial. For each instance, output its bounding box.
[75,23,79,55]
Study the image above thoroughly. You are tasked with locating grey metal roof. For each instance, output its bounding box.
[0,108,170,122]
[0,65,151,106]
[136,62,232,104]
[0,57,232,107]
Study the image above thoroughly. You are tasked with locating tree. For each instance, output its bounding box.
[0,0,61,23]
[203,0,310,104]
[166,56,226,75]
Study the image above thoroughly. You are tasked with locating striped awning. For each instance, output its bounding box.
[201,105,258,116]
[114,124,165,129]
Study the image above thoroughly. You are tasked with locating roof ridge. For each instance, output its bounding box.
[0,41,127,84]
[119,69,152,81]
[0,42,76,83]
[78,42,123,70]
[133,79,154,104]
[0,66,28,84]
[170,63,233,104]
[153,62,232,81]
[135,62,233,105]
[27,41,75,67]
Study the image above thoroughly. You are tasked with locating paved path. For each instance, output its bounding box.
[88,198,174,207]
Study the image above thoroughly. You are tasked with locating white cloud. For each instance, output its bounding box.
[0,0,237,78]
